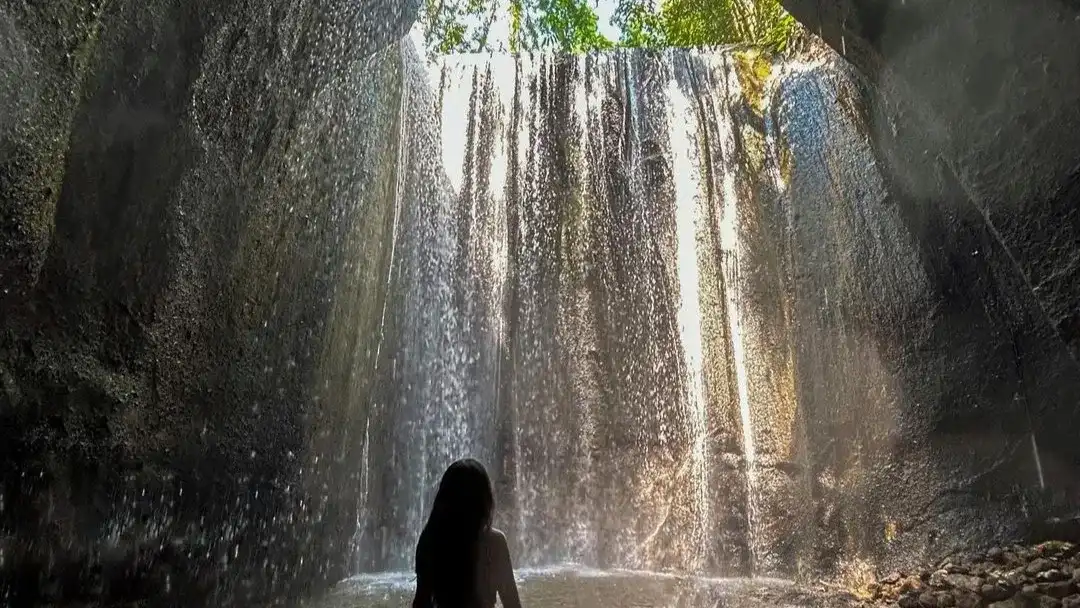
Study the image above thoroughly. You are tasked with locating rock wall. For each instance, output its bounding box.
[779,0,1080,574]
[0,1,418,604]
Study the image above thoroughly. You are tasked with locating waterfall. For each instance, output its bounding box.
[352,43,892,578]
[710,61,761,572]
[665,75,713,571]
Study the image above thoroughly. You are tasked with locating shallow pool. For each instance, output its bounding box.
[304,566,846,608]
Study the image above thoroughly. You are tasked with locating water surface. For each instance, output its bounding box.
[306,567,844,608]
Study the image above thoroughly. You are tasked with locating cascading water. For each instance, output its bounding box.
[351,41,892,580]
[666,77,713,571]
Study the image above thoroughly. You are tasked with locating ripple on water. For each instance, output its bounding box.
[309,567,837,608]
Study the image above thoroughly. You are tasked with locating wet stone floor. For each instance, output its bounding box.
[304,567,851,608]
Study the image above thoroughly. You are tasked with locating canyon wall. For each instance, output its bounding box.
[0,1,418,604]
[781,0,1080,572]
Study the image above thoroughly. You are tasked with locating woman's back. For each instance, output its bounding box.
[414,526,521,608]
[412,459,522,608]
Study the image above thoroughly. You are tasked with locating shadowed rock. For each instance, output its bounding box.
[0,0,419,604]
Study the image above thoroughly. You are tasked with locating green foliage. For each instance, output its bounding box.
[417,0,799,57]
[670,0,797,50]
[536,0,616,53]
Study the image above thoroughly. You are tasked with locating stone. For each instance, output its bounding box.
[899,594,922,608]
[868,582,883,599]
[1061,595,1080,608]
[1030,560,1056,576]
[1037,542,1078,559]
[1004,570,1029,588]
[981,583,1015,602]
[946,574,985,592]
[930,570,951,588]
[1040,581,1076,599]
[900,577,924,593]
[935,591,957,607]
[884,572,904,585]
[989,548,1006,562]
[1040,570,1071,583]
[919,591,939,607]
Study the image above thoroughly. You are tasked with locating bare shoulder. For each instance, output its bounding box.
[487,527,508,544]
[486,528,510,554]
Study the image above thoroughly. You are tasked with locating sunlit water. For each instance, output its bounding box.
[352,39,902,580]
[305,567,840,608]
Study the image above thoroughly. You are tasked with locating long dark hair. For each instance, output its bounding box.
[415,458,495,606]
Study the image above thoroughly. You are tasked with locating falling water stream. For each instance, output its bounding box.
[666,76,713,572]
[346,38,898,594]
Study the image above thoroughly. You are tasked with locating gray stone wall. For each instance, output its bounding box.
[780,0,1080,574]
[0,1,418,604]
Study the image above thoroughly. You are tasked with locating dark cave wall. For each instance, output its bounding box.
[0,0,418,604]
[778,0,1080,573]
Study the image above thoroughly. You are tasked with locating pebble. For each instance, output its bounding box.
[1040,581,1075,599]
[980,583,1012,602]
[1029,559,1055,576]
[1040,570,1071,583]
[858,542,1080,608]
[934,591,956,607]
[945,574,983,592]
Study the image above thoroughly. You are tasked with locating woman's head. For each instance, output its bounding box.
[428,458,494,533]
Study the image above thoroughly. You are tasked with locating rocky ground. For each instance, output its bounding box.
[849,542,1080,608]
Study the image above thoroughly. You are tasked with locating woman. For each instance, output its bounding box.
[412,459,523,608]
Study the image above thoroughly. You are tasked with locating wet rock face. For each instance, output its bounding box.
[0,0,418,605]
[780,0,1080,568]
[783,0,1080,354]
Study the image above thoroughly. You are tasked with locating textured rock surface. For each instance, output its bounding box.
[780,0,1080,572]
[852,541,1080,607]
[0,0,419,604]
